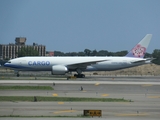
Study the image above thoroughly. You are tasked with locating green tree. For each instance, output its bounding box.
[97,50,108,56]
[114,50,128,56]
[84,49,91,56]
[77,52,85,56]
[90,50,97,56]
[54,51,65,56]
[152,49,160,65]
[144,52,152,58]
[65,52,78,56]
[17,46,39,57]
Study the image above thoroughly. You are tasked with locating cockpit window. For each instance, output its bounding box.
[7,61,11,63]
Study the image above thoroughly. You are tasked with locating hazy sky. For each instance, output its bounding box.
[0,0,160,53]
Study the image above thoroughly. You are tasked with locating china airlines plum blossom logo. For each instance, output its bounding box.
[132,44,146,57]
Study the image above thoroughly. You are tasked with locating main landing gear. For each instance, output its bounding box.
[74,74,85,78]
[74,69,85,78]
[17,73,20,77]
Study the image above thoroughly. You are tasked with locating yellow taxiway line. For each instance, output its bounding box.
[54,110,77,114]
[52,93,58,96]
[101,94,109,97]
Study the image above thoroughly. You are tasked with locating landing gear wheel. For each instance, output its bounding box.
[74,74,85,78]
[74,74,78,77]
[17,74,20,77]
[81,74,85,78]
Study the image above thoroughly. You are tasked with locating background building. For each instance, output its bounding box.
[0,37,46,60]
[46,51,54,56]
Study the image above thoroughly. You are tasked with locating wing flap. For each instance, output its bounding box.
[67,59,108,69]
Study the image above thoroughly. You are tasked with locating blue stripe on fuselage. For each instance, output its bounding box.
[4,64,32,69]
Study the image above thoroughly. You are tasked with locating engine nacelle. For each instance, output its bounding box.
[51,65,68,75]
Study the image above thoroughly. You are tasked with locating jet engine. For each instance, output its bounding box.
[51,65,68,75]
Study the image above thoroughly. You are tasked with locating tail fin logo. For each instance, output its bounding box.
[125,34,152,58]
[131,44,146,57]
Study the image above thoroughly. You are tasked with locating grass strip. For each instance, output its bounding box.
[0,76,66,80]
[0,86,53,90]
[0,96,131,102]
[0,115,90,118]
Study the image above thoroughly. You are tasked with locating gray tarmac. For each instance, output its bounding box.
[0,76,160,120]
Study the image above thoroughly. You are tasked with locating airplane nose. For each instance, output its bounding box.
[4,63,6,66]
[4,63,8,67]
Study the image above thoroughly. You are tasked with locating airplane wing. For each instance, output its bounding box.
[66,59,108,70]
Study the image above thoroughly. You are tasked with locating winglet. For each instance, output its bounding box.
[125,34,152,58]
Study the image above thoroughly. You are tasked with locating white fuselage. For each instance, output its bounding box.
[4,56,150,72]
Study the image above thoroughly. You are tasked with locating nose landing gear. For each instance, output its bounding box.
[17,73,20,77]
[15,71,20,77]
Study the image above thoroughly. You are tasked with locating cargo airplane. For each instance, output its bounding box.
[4,34,153,78]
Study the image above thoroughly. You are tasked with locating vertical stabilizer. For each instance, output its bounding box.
[125,34,152,58]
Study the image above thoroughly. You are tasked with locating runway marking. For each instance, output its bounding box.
[116,112,149,116]
[95,83,100,86]
[82,90,87,92]
[101,94,109,97]
[141,84,153,87]
[58,102,64,104]
[54,110,77,114]
[148,96,160,98]
[52,93,58,96]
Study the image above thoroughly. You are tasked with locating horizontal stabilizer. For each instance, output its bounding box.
[131,58,155,64]
[131,60,146,64]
